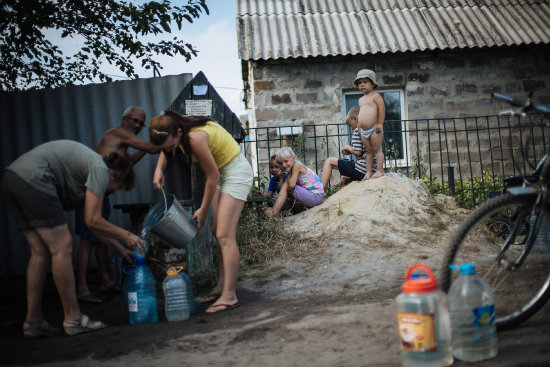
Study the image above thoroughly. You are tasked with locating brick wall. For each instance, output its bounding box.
[245,45,550,184]
[247,45,550,126]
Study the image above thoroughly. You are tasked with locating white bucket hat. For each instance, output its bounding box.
[354,69,378,88]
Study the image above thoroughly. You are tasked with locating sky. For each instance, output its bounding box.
[92,1,246,117]
[135,1,246,116]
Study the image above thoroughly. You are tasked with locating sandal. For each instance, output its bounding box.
[23,320,61,338]
[63,314,106,336]
[201,292,221,304]
[205,303,240,314]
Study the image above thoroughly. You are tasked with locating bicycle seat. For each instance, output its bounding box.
[503,175,539,185]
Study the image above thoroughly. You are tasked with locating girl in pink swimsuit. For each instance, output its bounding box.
[265,147,324,218]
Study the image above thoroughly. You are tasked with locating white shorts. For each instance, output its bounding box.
[217,153,253,201]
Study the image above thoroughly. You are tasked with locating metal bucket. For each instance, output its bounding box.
[142,189,197,248]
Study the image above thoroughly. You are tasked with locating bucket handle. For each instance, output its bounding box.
[168,266,183,274]
[405,263,435,282]
[161,187,168,213]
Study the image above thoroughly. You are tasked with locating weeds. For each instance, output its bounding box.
[189,265,219,295]
[237,202,303,267]
[413,150,504,209]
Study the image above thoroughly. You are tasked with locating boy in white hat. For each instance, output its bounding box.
[354,69,386,179]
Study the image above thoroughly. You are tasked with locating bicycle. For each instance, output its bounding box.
[440,92,550,331]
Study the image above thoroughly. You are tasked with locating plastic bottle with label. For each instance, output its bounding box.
[163,266,190,321]
[448,263,498,362]
[126,258,158,325]
[396,264,453,367]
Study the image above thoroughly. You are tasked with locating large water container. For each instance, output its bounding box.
[449,263,498,362]
[163,266,190,321]
[127,259,158,325]
[396,264,453,367]
[179,271,197,315]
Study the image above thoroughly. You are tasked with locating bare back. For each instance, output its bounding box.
[95,127,132,156]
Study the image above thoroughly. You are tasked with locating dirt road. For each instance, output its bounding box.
[1,269,549,366]
[1,175,549,366]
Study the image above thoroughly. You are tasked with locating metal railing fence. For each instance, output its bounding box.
[241,114,549,207]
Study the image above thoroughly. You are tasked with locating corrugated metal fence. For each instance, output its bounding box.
[0,74,193,277]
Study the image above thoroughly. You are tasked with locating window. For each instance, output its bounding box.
[276,126,303,148]
[343,89,407,166]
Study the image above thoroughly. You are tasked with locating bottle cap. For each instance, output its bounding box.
[166,266,183,276]
[401,264,439,293]
[459,263,476,275]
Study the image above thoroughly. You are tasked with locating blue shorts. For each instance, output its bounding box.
[337,159,365,181]
[74,196,111,242]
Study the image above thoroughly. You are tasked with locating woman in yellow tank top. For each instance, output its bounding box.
[149,110,253,314]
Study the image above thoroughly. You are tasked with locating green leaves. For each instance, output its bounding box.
[1,0,209,91]
[422,169,504,210]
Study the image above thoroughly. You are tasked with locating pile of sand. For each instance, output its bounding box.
[241,173,466,299]
[288,173,461,247]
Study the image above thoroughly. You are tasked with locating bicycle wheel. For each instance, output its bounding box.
[441,193,550,330]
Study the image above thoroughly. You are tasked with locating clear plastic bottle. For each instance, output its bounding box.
[449,263,498,362]
[396,264,453,367]
[163,266,190,322]
[178,271,197,315]
[127,258,158,325]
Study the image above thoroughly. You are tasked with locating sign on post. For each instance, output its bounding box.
[185,100,212,116]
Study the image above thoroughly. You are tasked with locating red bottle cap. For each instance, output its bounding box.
[401,264,439,293]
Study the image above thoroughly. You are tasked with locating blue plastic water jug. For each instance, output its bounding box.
[126,259,158,325]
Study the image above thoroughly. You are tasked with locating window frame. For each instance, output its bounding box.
[342,89,408,168]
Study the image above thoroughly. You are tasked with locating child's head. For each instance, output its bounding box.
[275,147,297,172]
[354,69,378,89]
[269,154,282,176]
[345,107,360,129]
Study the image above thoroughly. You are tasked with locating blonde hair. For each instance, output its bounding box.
[275,147,296,162]
[347,106,360,118]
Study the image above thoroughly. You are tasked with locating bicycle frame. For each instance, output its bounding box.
[500,156,550,269]
[442,93,550,330]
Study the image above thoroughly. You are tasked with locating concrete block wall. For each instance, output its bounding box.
[404,116,548,180]
[246,45,550,183]
[248,45,550,127]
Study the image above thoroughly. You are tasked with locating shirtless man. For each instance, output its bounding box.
[75,106,168,304]
[355,69,386,179]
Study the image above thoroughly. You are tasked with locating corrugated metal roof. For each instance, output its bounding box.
[237,0,550,60]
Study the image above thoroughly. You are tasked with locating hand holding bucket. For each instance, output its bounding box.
[142,189,197,249]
